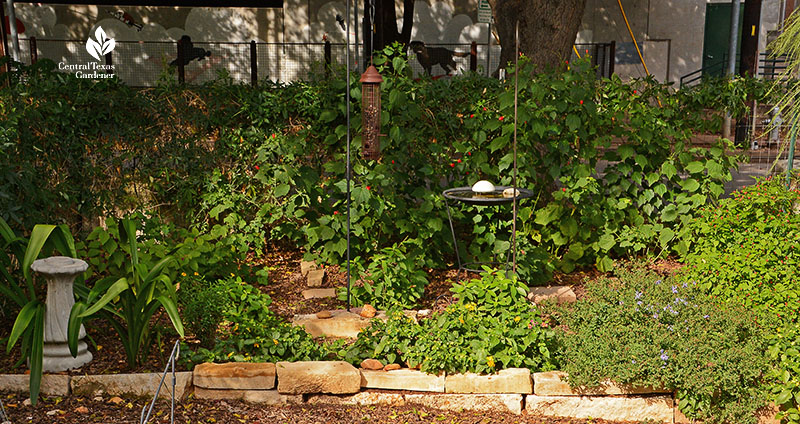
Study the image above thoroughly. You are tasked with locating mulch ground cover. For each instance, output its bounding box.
[0,392,642,424]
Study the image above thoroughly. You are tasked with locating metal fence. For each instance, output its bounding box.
[12,37,616,86]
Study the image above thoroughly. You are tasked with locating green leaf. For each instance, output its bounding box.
[658,228,675,247]
[274,184,290,197]
[777,389,793,405]
[661,205,678,222]
[598,234,615,251]
[682,178,700,192]
[22,225,57,286]
[68,302,87,357]
[80,278,130,317]
[566,114,580,131]
[155,295,185,337]
[29,305,44,405]
[618,145,635,161]
[320,109,337,123]
[7,300,39,353]
[686,161,704,174]
[661,162,677,179]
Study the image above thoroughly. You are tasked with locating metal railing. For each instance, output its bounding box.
[10,37,617,86]
[680,52,789,87]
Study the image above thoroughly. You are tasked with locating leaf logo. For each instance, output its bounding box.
[86,27,115,61]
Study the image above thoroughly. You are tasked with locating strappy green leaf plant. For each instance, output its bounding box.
[0,217,76,405]
[68,218,184,368]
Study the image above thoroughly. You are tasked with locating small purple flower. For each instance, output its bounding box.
[704,314,709,319]
[637,300,643,306]
[671,286,678,294]
[635,291,643,300]
[682,282,688,288]
[632,360,636,364]
[653,313,659,319]
[660,350,668,362]
[655,279,662,285]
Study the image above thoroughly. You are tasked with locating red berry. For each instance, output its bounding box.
[467,152,472,156]
[562,188,567,192]
[366,186,371,190]
[457,159,462,163]
[633,90,637,94]
[254,165,260,170]
[580,100,584,105]
[391,160,395,164]
[271,133,276,138]
[499,116,504,121]
[334,211,339,215]
[483,107,487,111]
[470,114,474,118]
[450,163,455,168]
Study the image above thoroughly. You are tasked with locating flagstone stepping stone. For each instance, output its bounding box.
[528,286,577,304]
[302,288,336,299]
[300,260,318,276]
[307,269,325,287]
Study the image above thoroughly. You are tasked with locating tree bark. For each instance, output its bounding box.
[364,0,415,65]
[488,0,587,73]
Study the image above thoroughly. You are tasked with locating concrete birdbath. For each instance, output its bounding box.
[30,256,93,372]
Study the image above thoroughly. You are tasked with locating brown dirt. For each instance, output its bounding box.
[0,392,646,424]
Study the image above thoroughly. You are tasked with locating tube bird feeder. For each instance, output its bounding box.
[360,65,383,160]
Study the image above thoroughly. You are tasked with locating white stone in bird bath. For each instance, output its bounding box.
[30,256,92,372]
[471,180,495,193]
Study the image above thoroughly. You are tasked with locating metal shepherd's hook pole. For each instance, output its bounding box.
[512,20,519,275]
[345,0,352,311]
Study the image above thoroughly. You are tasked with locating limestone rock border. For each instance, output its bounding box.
[0,366,779,423]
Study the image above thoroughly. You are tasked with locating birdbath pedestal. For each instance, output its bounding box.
[30,256,93,372]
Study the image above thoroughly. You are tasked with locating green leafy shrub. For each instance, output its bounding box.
[183,276,334,365]
[345,269,556,374]
[680,175,800,422]
[681,176,800,321]
[340,240,428,310]
[180,276,226,348]
[553,267,768,423]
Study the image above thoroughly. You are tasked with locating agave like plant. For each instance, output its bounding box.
[68,218,184,369]
[0,217,77,405]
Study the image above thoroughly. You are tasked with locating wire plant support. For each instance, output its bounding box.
[139,340,180,424]
[345,0,352,312]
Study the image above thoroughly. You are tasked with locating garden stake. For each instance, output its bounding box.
[345,0,352,311]
[139,340,180,424]
[512,20,519,276]
[786,117,798,188]
[0,397,7,423]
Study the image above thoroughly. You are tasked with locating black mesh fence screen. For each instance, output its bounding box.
[15,38,615,85]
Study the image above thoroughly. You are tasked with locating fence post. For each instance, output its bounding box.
[30,36,37,64]
[176,39,185,84]
[470,41,477,72]
[324,39,331,77]
[250,40,257,86]
[608,41,616,77]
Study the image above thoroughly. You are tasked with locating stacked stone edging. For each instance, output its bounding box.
[0,365,779,423]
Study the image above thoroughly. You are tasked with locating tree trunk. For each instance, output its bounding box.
[364,0,415,65]
[488,0,587,73]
